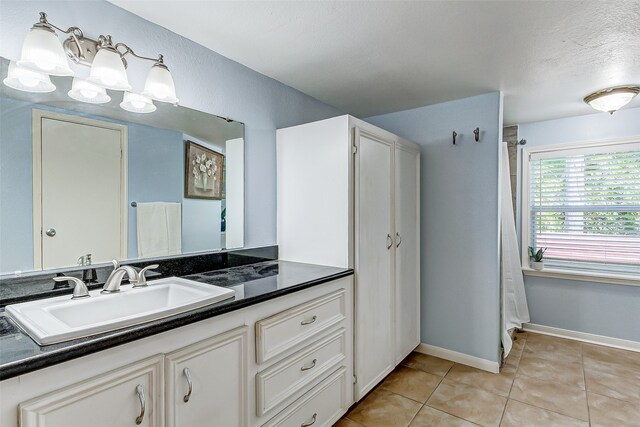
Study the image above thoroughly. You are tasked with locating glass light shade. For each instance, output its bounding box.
[68,78,111,104]
[584,86,640,114]
[120,92,156,113]
[3,61,56,93]
[17,26,74,76]
[87,47,131,91]
[142,64,178,104]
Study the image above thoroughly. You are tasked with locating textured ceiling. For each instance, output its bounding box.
[109,0,640,124]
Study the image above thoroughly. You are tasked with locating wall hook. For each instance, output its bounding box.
[452,131,458,145]
[473,127,480,142]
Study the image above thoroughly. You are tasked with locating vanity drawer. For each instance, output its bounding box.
[256,289,346,364]
[257,328,346,416]
[263,366,348,427]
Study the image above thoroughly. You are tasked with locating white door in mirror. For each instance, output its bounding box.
[5,277,235,345]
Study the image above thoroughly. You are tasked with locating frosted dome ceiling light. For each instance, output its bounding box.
[68,77,111,104]
[584,86,640,114]
[120,92,156,114]
[142,56,179,104]
[3,61,56,93]
[17,13,74,76]
[87,36,132,91]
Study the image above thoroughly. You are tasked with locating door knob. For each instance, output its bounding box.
[46,228,56,237]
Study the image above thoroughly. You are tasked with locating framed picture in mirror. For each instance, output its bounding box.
[185,140,224,200]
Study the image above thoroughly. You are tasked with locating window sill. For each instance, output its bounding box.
[522,267,640,287]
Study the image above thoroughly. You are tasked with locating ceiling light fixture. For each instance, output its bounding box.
[3,61,56,93]
[68,77,111,104]
[584,85,640,114]
[120,92,156,114]
[3,12,177,113]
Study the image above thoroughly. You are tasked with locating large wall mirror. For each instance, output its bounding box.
[0,56,244,275]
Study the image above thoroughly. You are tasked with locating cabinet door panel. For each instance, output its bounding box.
[395,146,421,362]
[166,326,248,427]
[354,128,395,399]
[20,356,164,427]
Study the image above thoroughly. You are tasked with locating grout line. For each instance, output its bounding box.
[581,343,593,427]
[422,402,484,426]
[507,396,591,424]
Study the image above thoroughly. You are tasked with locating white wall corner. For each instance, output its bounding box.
[415,343,500,373]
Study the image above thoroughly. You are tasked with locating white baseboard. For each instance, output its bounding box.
[523,323,640,353]
[415,343,500,373]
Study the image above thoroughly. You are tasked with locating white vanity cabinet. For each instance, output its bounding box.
[0,276,354,427]
[277,115,421,400]
[19,355,164,427]
[165,326,248,427]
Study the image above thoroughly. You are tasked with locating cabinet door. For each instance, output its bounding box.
[20,355,164,427]
[395,144,421,362]
[354,128,395,400]
[165,326,248,427]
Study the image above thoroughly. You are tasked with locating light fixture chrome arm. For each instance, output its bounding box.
[114,42,163,65]
[33,12,86,59]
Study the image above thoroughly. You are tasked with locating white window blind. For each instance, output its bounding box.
[528,143,640,277]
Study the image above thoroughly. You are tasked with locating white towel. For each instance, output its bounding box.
[136,202,182,258]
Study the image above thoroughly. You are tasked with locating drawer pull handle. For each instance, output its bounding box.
[300,315,317,326]
[386,234,393,249]
[396,232,402,247]
[135,384,145,425]
[300,359,317,371]
[183,367,193,403]
[301,413,317,427]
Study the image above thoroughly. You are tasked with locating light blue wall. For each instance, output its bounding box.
[127,124,183,258]
[518,107,640,342]
[367,92,504,363]
[0,0,342,250]
[0,97,33,274]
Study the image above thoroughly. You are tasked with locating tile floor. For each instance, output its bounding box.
[336,332,640,427]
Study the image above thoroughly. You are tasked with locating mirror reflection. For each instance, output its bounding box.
[0,57,244,275]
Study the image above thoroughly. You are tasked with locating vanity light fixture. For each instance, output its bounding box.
[67,78,111,104]
[120,92,157,114]
[3,61,56,93]
[3,12,178,111]
[584,85,640,114]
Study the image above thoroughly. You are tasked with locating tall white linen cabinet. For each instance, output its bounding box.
[277,115,421,400]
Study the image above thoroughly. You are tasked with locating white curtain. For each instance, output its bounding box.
[501,142,530,357]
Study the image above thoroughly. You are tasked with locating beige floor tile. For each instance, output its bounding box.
[517,353,585,389]
[401,352,454,377]
[380,366,442,403]
[509,375,588,421]
[500,399,588,427]
[522,334,582,363]
[347,388,422,427]
[583,354,640,381]
[410,405,478,427]
[582,343,640,371]
[445,363,514,397]
[588,392,640,427]
[335,418,362,427]
[584,364,640,403]
[426,379,507,427]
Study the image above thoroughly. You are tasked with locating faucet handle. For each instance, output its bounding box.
[133,264,160,288]
[54,276,90,300]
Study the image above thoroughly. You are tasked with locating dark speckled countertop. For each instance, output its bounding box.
[0,260,353,380]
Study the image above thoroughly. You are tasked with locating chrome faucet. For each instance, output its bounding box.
[101,260,139,294]
[101,260,160,294]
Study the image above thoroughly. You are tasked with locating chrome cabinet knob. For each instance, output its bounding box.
[46,228,56,237]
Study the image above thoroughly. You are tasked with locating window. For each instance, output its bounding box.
[522,140,640,280]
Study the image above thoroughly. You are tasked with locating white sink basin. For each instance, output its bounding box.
[5,277,235,345]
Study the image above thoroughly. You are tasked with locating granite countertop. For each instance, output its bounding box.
[0,260,353,380]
